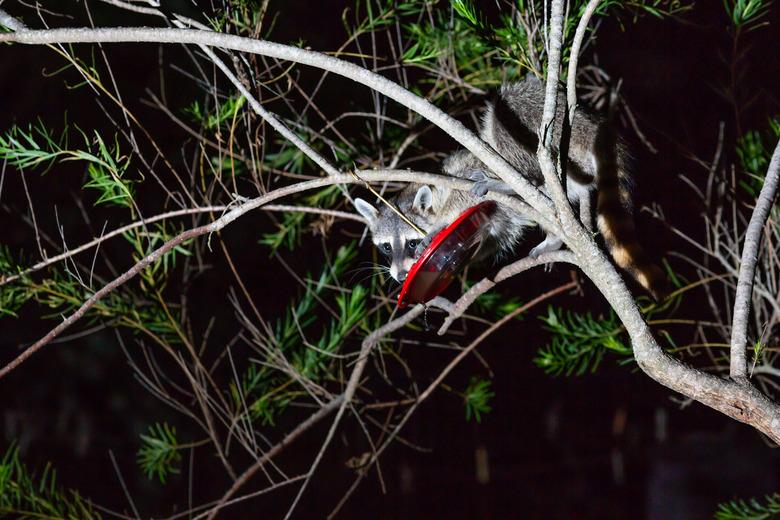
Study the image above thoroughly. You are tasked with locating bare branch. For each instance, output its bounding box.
[0,171,486,380]
[438,250,576,334]
[566,0,601,119]
[731,140,780,379]
[0,20,556,226]
[282,299,435,519]
[204,395,345,520]
[329,282,576,516]
[0,205,362,287]
[536,0,573,217]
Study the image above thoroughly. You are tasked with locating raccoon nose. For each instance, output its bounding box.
[397,270,408,282]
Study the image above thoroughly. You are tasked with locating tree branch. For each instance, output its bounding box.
[730,140,780,379]
[328,282,576,517]
[531,0,780,442]
[537,0,574,218]
[204,395,345,520]
[566,0,601,119]
[0,205,363,287]
[0,19,556,228]
[438,250,576,334]
[0,171,488,381]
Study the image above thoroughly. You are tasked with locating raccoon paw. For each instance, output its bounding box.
[529,234,564,259]
[468,171,514,196]
[468,170,491,197]
[414,227,444,257]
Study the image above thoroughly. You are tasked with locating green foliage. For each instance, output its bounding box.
[0,120,69,171]
[400,5,516,85]
[736,117,780,196]
[0,257,184,346]
[303,284,368,377]
[401,0,691,86]
[464,376,495,423]
[0,445,101,519]
[124,223,193,291]
[237,363,292,427]
[723,0,772,30]
[474,289,525,319]
[534,306,632,376]
[137,422,182,483]
[451,0,484,28]
[342,0,396,38]
[0,247,27,318]
[715,493,780,519]
[264,126,331,175]
[80,132,135,208]
[0,122,134,208]
[236,244,367,425]
[184,93,246,131]
[274,243,360,359]
[259,186,341,253]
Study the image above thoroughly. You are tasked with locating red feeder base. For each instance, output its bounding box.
[397,200,497,308]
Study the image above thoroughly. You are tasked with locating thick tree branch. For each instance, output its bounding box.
[730,140,780,379]
[532,0,780,442]
[0,19,557,229]
[537,0,574,219]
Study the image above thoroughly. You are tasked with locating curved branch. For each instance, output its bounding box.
[537,0,573,217]
[279,298,438,519]
[0,205,363,287]
[203,395,345,520]
[0,20,556,228]
[438,250,576,334]
[566,0,601,118]
[731,140,780,379]
[533,0,780,442]
[0,171,485,381]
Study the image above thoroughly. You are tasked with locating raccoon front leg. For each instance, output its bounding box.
[529,233,564,258]
[468,170,517,197]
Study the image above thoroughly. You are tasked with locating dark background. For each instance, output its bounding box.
[1,1,780,518]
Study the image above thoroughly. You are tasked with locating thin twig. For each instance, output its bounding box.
[204,396,344,520]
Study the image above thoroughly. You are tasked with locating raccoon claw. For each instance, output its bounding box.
[414,227,444,257]
[468,170,515,196]
[468,170,491,197]
[415,234,433,257]
[529,234,564,260]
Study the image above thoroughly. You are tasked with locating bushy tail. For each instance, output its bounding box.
[594,117,669,301]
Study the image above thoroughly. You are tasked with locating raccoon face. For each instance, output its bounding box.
[354,185,435,282]
[370,228,423,282]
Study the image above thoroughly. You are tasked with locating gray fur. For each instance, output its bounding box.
[359,75,630,283]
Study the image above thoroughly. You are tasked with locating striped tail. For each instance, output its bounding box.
[594,117,669,301]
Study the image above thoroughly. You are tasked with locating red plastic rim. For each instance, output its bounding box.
[397,200,497,308]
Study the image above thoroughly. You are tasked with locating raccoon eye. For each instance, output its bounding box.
[407,239,419,251]
[379,242,392,255]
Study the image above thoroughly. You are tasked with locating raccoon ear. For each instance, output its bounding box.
[354,198,378,225]
[412,185,434,214]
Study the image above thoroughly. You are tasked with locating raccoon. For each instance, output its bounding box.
[355,75,668,299]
